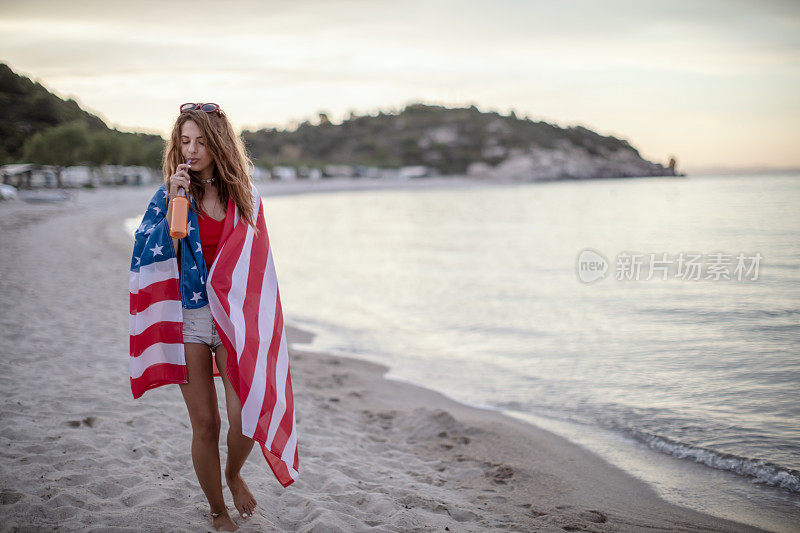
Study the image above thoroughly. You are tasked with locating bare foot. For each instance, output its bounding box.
[211,508,238,531]
[226,472,257,519]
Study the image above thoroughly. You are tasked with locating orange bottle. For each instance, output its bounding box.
[169,187,189,238]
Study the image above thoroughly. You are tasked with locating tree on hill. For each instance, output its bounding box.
[22,122,91,186]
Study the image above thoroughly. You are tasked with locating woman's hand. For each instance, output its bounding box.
[166,164,191,252]
[168,163,192,200]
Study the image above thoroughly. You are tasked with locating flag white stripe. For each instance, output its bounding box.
[129,300,183,335]
[227,223,254,364]
[208,198,247,350]
[130,342,185,378]
[273,334,292,450]
[266,304,289,445]
[207,288,230,347]
[129,258,179,294]
[242,246,277,436]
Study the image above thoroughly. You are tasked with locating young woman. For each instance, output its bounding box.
[129,103,299,532]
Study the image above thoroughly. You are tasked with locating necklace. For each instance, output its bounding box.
[200,177,215,184]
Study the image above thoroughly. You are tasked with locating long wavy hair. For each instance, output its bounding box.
[161,107,258,234]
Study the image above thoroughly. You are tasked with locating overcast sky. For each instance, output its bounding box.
[1,0,798,171]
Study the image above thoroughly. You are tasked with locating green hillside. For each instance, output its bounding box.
[242,103,647,175]
[0,63,163,167]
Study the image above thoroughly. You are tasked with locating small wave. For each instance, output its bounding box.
[747,323,800,333]
[631,430,800,493]
[638,306,800,321]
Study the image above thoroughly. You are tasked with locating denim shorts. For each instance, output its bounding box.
[182,304,223,350]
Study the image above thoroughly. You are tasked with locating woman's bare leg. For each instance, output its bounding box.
[179,343,237,531]
[215,345,257,519]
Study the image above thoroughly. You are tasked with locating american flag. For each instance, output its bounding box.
[129,182,299,487]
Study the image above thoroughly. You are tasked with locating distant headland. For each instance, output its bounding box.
[1,62,681,188]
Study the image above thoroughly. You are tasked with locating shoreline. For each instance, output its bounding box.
[0,183,768,531]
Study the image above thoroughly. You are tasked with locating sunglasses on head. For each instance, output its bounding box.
[180,102,224,116]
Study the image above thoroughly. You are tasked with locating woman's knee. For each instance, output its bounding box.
[191,414,221,441]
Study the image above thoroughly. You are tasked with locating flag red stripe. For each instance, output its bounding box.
[259,300,292,457]
[129,278,181,314]
[236,203,270,406]
[130,321,183,358]
[130,362,187,399]
[263,359,295,453]
[212,201,244,322]
[211,210,251,402]
[214,315,242,400]
[278,348,297,458]
[261,443,295,488]
[253,285,283,444]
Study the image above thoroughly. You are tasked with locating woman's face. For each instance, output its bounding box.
[180,120,213,172]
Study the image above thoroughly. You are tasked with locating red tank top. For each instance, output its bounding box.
[198,206,225,269]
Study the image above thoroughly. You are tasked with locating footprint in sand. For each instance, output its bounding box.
[520,503,548,517]
[64,417,97,428]
[482,461,514,484]
[436,430,471,450]
[361,409,397,431]
[578,509,607,523]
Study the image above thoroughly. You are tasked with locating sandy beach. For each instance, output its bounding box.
[0,181,765,532]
